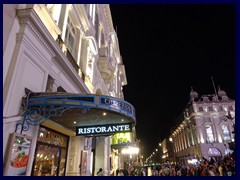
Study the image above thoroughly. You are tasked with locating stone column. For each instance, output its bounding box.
[85,137,93,176]
[66,136,84,176]
[95,136,111,176]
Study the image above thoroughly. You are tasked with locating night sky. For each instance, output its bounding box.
[110,4,235,158]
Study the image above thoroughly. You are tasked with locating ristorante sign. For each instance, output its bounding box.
[76,123,132,136]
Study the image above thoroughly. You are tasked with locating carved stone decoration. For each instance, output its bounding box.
[203,117,211,124]
[219,116,228,123]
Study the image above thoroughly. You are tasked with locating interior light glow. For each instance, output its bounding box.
[122,147,139,154]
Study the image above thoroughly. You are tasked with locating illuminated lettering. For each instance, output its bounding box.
[119,125,124,131]
[76,124,132,136]
[90,127,95,133]
[107,126,113,132]
[78,128,84,134]
[87,128,91,133]
[104,98,109,104]
[113,126,119,131]
[96,127,101,133]
[125,125,130,131]
[102,127,106,132]
[101,97,132,113]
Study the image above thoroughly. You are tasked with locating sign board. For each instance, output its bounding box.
[100,97,133,115]
[76,123,132,136]
[4,133,32,176]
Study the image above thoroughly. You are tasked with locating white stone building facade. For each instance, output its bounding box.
[3,4,136,176]
[167,88,235,164]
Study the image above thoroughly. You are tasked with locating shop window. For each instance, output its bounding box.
[32,127,68,176]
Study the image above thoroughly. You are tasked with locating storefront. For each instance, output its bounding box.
[4,92,136,176]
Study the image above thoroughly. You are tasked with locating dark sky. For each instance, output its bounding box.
[110,4,235,158]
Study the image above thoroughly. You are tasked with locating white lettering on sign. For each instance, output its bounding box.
[77,124,131,135]
[102,98,132,113]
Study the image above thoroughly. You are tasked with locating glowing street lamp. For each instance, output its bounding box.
[122,147,139,154]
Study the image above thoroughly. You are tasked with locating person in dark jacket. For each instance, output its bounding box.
[97,168,103,176]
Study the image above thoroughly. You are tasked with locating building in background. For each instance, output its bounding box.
[166,88,235,164]
[3,4,137,176]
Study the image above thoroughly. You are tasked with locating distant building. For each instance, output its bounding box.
[166,88,235,164]
[3,4,137,176]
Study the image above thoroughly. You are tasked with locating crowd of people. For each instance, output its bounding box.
[112,155,235,176]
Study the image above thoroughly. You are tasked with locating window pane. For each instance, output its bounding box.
[205,125,214,143]
[221,125,231,142]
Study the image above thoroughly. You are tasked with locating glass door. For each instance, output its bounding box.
[33,144,61,176]
[32,126,69,176]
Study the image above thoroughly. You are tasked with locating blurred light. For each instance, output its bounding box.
[122,147,139,154]
[40,132,44,137]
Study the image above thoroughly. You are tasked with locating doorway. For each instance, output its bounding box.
[32,126,68,176]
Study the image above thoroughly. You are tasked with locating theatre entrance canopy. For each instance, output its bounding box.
[19,92,136,136]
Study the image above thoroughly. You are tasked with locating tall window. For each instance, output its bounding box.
[205,125,214,143]
[221,124,231,143]
[65,17,76,56]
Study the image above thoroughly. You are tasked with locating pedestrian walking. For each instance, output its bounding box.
[97,168,103,176]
